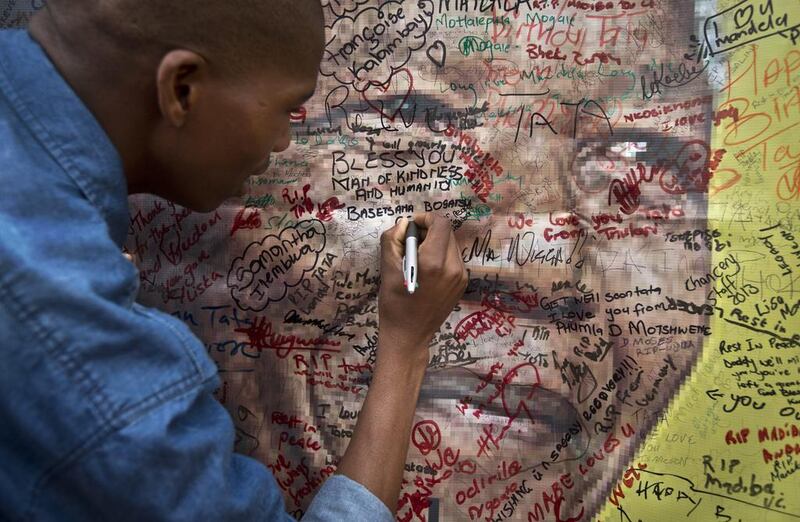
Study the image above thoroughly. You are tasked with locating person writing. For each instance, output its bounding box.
[0,1,467,520]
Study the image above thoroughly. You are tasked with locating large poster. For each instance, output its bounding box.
[7,0,799,519]
[126,1,799,520]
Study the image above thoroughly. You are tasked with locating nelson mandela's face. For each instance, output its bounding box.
[308,1,716,519]
[125,0,719,519]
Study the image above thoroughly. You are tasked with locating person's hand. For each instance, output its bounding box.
[377,213,468,362]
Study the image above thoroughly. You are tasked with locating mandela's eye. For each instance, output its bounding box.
[570,142,630,194]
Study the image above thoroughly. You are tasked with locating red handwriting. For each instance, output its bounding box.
[290,354,369,394]
[661,106,740,132]
[235,317,341,358]
[639,204,685,222]
[469,481,520,521]
[589,206,683,231]
[444,124,504,202]
[482,290,539,314]
[511,12,585,51]
[544,227,587,242]
[279,431,321,452]
[158,250,222,305]
[757,423,800,462]
[293,353,333,372]
[267,454,336,507]
[159,211,222,266]
[456,460,521,507]
[528,472,585,522]
[476,363,541,457]
[400,420,477,522]
[725,428,751,445]
[608,464,648,507]
[362,68,414,122]
[623,95,714,123]
[572,49,621,66]
[137,253,162,286]
[595,223,658,240]
[763,442,800,463]
[526,44,567,61]
[543,212,586,243]
[230,207,262,237]
[585,10,651,48]
[508,212,535,229]
[455,308,516,342]
[608,161,662,215]
[283,185,314,219]
[282,184,345,221]
[507,338,525,357]
[213,381,228,405]
[129,200,165,234]
[715,45,800,200]
[272,411,316,431]
[776,143,800,200]
[316,196,346,222]
[338,357,373,375]
[608,141,732,214]
[457,362,506,418]
[301,374,364,396]
[412,420,443,456]
[549,212,580,227]
[578,425,635,475]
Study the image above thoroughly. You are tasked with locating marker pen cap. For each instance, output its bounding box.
[406,221,419,240]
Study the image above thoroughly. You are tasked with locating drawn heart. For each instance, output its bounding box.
[733,4,753,28]
[362,68,414,122]
[426,40,447,68]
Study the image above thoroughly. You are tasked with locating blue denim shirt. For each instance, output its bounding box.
[0,29,393,522]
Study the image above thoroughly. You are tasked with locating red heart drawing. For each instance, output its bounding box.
[361,68,414,122]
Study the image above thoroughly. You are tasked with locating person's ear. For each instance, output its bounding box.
[155,50,208,128]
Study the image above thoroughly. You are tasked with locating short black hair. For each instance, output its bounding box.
[46,0,325,77]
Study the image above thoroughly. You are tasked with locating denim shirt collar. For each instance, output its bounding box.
[0,30,129,247]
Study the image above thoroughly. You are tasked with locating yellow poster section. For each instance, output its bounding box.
[596,11,800,522]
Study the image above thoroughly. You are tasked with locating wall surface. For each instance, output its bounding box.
[5,0,800,520]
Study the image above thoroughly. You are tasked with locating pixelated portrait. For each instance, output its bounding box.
[2,0,799,520]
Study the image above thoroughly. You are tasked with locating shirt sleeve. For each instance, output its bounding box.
[33,380,391,522]
[303,475,394,522]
